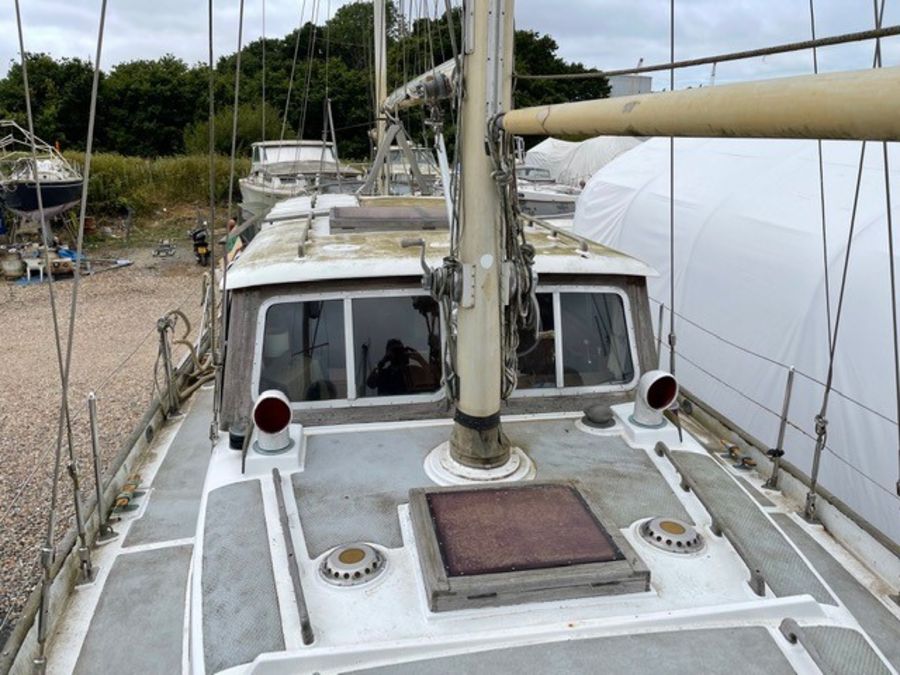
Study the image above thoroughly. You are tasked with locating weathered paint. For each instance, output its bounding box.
[503,66,900,141]
[226,222,656,290]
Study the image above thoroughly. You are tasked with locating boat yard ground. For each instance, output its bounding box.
[0,216,207,647]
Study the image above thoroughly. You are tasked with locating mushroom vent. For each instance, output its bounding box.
[639,517,704,554]
[320,543,386,587]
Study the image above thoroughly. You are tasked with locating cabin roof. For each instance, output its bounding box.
[226,215,656,290]
[250,139,334,148]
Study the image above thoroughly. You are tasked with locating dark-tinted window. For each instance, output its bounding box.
[259,300,347,401]
[353,296,442,398]
[517,293,556,389]
[560,293,634,387]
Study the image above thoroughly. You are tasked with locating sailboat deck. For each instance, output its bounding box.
[44,390,900,674]
[290,420,691,559]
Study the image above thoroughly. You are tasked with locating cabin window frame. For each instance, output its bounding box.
[252,289,446,410]
[511,284,640,398]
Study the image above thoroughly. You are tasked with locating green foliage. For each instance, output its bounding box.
[101,56,207,157]
[0,7,607,159]
[514,31,610,108]
[184,101,287,155]
[0,54,96,150]
[65,152,249,215]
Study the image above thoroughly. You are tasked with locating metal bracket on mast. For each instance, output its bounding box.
[484,0,507,122]
[464,1,475,55]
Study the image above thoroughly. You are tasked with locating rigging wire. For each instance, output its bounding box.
[13,2,73,660]
[871,1,900,498]
[808,0,833,351]
[667,0,676,376]
[281,0,308,141]
[516,25,900,81]
[220,0,246,377]
[805,0,888,520]
[297,0,322,142]
[261,0,267,140]
[0,286,197,533]
[207,0,220,440]
[12,0,69,570]
[648,297,899,428]
[316,0,333,190]
[14,0,109,661]
[674,348,900,501]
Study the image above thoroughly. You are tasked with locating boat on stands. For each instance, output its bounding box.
[0,120,82,221]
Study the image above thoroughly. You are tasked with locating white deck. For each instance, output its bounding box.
[43,392,900,674]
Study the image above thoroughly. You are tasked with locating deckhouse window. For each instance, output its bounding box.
[353,296,441,398]
[258,294,441,406]
[517,293,556,389]
[559,293,634,386]
[259,300,347,402]
[516,290,636,392]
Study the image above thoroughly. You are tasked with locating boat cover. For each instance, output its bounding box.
[525,136,643,187]
[574,137,900,546]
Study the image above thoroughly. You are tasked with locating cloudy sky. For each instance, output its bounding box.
[0,1,898,89]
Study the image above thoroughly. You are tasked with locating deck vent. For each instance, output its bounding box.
[639,517,704,554]
[252,390,293,454]
[320,543,386,587]
[582,404,615,429]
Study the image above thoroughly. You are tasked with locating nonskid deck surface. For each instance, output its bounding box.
[668,450,834,605]
[773,514,900,669]
[291,419,691,560]
[343,626,795,674]
[203,481,284,674]
[73,546,192,675]
[46,399,900,674]
[55,390,214,675]
[125,389,215,546]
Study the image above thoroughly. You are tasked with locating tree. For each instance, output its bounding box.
[0,54,96,150]
[101,55,206,156]
[0,12,608,158]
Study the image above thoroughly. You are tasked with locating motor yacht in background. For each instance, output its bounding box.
[239,140,361,221]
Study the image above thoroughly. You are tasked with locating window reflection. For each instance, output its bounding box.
[560,293,634,387]
[259,300,347,401]
[517,293,556,388]
[354,296,442,398]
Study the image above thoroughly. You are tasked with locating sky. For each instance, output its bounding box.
[0,1,898,90]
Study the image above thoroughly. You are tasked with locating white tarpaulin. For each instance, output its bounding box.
[523,138,578,176]
[525,136,643,187]
[574,137,900,546]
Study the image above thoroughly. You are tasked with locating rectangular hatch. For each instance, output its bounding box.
[410,482,649,612]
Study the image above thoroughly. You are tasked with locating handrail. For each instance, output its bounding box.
[518,212,588,252]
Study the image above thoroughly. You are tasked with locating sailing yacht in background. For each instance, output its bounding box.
[0,120,82,222]
[3,1,900,674]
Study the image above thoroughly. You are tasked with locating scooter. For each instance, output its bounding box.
[189,225,210,266]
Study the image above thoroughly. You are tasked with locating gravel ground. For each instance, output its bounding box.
[0,243,207,647]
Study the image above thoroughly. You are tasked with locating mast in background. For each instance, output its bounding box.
[374,0,388,191]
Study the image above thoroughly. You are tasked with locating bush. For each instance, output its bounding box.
[63,152,250,216]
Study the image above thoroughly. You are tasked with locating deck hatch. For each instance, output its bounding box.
[426,484,624,576]
[410,481,649,612]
